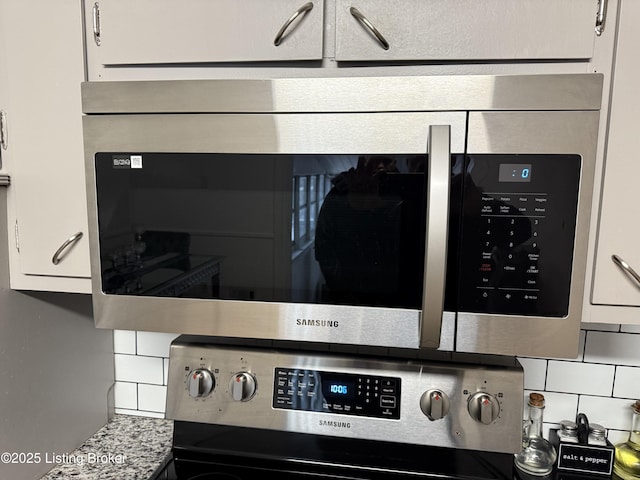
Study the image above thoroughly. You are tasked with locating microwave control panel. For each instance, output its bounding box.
[457,154,581,317]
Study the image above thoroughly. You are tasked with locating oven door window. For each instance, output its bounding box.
[94,153,462,309]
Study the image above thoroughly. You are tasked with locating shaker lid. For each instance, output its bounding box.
[560,420,578,432]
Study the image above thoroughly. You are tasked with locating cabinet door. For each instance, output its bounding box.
[591,0,640,307]
[88,0,324,65]
[336,0,597,62]
[0,0,90,290]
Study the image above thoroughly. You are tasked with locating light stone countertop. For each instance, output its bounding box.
[39,414,172,480]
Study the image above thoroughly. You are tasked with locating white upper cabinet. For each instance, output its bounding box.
[335,0,598,62]
[589,0,640,310]
[86,0,602,76]
[0,0,91,293]
[87,0,324,65]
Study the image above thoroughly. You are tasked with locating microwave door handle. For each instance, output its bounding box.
[420,125,451,348]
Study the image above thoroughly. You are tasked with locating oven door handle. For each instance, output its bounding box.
[420,125,451,348]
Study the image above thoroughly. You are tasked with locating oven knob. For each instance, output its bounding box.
[188,368,215,398]
[229,372,257,402]
[467,392,500,424]
[419,389,450,420]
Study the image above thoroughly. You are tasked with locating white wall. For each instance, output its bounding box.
[112,324,640,445]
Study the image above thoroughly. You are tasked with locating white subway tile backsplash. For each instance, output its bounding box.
[546,360,614,396]
[114,408,165,419]
[113,330,136,354]
[138,384,167,413]
[136,331,180,357]
[524,391,578,424]
[613,366,640,399]
[164,358,170,385]
[114,354,164,385]
[113,381,137,410]
[578,395,637,431]
[585,332,640,366]
[517,358,547,391]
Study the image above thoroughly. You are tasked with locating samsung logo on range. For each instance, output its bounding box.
[296,318,339,328]
[319,420,351,429]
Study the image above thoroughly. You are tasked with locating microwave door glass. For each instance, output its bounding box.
[94,153,462,310]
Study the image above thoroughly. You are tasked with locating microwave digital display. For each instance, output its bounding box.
[498,163,532,183]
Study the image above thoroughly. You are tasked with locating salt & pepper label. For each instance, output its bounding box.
[557,443,614,476]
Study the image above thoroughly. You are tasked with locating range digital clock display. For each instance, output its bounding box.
[323,379,355,400]
[330,384,348,394]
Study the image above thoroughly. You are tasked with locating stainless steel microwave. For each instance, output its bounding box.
[81,74,602,358]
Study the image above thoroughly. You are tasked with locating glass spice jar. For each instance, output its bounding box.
[613,400,640,480]
[514,392,557,476]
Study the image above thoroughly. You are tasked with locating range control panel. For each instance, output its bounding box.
[458,154,581,317]
[165,338,525,454]
[274,368,400,419]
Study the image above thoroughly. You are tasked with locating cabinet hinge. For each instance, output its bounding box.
[92,2,101,46]
[14,220,19,252]
[595,0,608,36]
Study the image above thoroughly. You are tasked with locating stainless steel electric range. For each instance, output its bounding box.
[149,335,525,480]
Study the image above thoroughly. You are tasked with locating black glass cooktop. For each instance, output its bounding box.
[148,422,516,480]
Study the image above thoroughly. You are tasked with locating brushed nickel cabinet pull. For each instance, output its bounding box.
[52,232,84,265]
[612,254,640,287]
[92,2,101,46]
[274,2,314,46]
[349,7,389,50]
[1,110,8,150]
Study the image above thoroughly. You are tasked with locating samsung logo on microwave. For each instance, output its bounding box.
[296,318,339,328]
[319,420,351,429]
[112,155,143,169]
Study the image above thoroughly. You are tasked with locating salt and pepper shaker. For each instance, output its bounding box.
[557,420,579,444]
[588,423,608,446]
[550,411,615,477]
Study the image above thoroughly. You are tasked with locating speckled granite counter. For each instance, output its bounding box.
[40,414,173,480]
